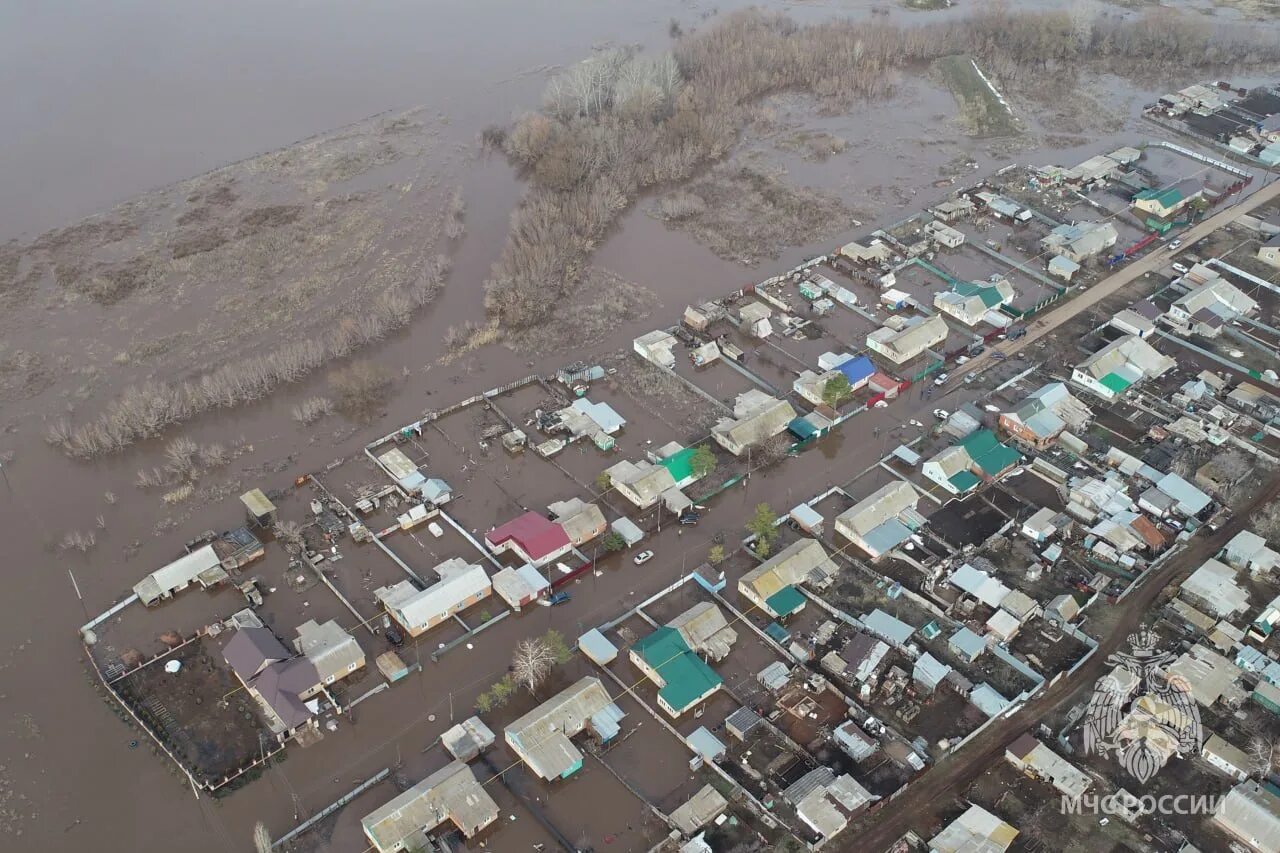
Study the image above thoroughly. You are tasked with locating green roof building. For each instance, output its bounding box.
[764,585,806,618]
[660,447,698,487]
[960,429,1021,477]
[630,627,723,717]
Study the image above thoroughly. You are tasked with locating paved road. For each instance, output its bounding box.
[853,472,1280,850]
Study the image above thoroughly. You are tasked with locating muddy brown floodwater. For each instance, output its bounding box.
[4,1,1280,852]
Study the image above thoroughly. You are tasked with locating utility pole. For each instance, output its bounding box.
[0,459,9,493]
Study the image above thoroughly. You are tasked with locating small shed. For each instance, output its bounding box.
[240,488,277,527]
[578,629,619,666]
[688,727,727,763]
[441,716,496,762]
[790,503,825,535]
[376,650,412,684]
[611,517,644,547]
[725,706,763,741]
[758,661,791,691]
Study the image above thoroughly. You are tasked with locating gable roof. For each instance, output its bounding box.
[633,627,723,713]
[961,429,1022,476]
[486,511,571,560]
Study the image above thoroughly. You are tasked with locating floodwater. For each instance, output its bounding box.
[3,1,1280,852]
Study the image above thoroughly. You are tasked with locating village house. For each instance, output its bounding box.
[1131,178,1204,225]
[605,457,684,511]
[922,429,1021,495]
[738,301,774,338]
[374,559,492,637]
[485,511,574,567]
[1111,300,1163,338]
[490,563,550,610]
[1000,382,1093,449]
[948,562,1011,609]
[1166,268,1258,338]
[835,480,923,558]
[931,197,975,221]
[1224,530,1280,576]
[505,677,624,781]
[929,805,1018,853]
[933,279,1016,327]
[633,329,678,368]
[1005,734,1092,799]
[924,219,966,248]
[1180,559,1250,619]
[710,390,796,457]
[133,543,231,606]
[823,633,890,683]
[547,498,607,547]
[785,768,876,842]
[1040,220,1119,264]
[1202,732,1252,782]
[866,313,948,364]
[1071,334,1175,401]
[949,627,988,663]
[1166,643,1247,708]
[738,538,835,618]
[1259,234,1280,269]
[1048,254,1081,281]
[361,761,499,852]
[630,626,724,717]
[293,619,365,691]
[839,238,895,265]
[1213,781,1280,853]
[667,602,738,662]
[834,720,878,762]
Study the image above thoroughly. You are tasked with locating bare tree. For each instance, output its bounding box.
[275,520,305,555]
[1248,734,1279,778]
[511,637,556,694]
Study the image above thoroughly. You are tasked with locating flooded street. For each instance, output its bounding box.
[4,1,1280,852]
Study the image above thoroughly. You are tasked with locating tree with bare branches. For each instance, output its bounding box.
[511,637,556,694]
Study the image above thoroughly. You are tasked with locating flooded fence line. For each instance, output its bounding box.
[105,627,208,686]
[271,767,391,848]
[84,641,204,798]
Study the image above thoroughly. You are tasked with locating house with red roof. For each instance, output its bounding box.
[485,511,573,567]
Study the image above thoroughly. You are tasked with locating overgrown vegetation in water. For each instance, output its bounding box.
[484,4,1280,330]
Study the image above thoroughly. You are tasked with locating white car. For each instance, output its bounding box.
[933,372,950,386]
[1168,239,1183,250]
[932,408,949,420]
[873,399,889,409]
[908,419,924,428]
[1172,262,1188,274]
[633,550,655,566]
[964,372,978,384]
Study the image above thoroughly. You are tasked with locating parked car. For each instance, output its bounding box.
[932,408,949,420]
[547,591,571,606]
[634,550,655,565]
[1172,262,1188,274]
[873,399,889,408]
[933,372,950,386]
[964,372,978,384]
[384,626,404,647]
[1169,239,1183,250]
[908,419,924,428]
[679,511,700,526]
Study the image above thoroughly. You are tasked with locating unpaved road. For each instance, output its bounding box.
[975,175,1280,376]
[852,470,1280,850]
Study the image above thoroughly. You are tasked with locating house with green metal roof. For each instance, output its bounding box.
[934,278,1016,327]
[1132,178,1203,221]
[660,446,699,487]
[922,430,1020,495]
[630,627,724,717]
[1072,334,1175,402]
[765,585,807,619]
[738,539,834,617]
[961,429,1021,477]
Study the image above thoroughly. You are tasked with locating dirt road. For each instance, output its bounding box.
[852,475,1280,850]
[977,176,1280,368]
